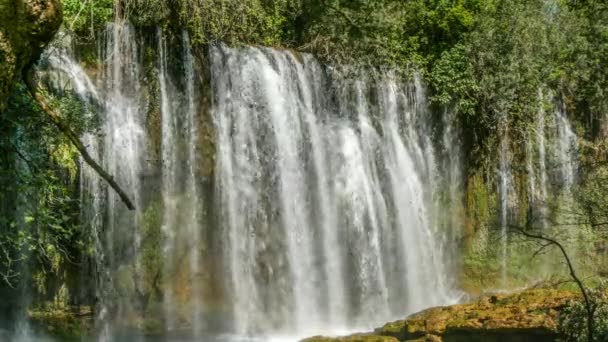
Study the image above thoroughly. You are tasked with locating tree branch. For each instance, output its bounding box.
[509,224,595,342]
[24,70,135,211]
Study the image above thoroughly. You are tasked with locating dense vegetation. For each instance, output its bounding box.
[59,0,608,155]
[1,0,608,338]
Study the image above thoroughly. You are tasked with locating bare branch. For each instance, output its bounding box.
[531,242,553,259]
[509,223,595,342]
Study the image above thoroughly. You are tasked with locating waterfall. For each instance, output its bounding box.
[100,22,147,340]
[211,45,456,335]
[182,31,204,338]
[158,29,206,335]
[537,104,548,225]
[524,92,580,276]
[41,42,113,340]
[498,125,510,287]
[158,28,178,331]
[554,104,578,193]
[442,108,462,271]
[44,28,458,339]
[528,93,578,222]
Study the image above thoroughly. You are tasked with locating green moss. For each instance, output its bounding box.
[301,334,399,342]
[28,304,93,339]
[465,171,495,252]
[367,289,576,342]
[140,199,163,299]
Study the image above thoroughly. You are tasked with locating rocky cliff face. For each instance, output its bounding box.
[0,0,62,111]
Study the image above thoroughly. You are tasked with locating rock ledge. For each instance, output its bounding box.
[302,289,576,342]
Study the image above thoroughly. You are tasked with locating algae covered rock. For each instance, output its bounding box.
[0,0,62,111]
[28,304,94,339]
[303,289,577,342]
[374,289,575,341]
[301,333,399,342]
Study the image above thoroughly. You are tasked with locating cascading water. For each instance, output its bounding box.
[527,93,578,222]
[211,45,456,336]
[537,103,548,225]
[182,31,204,338]
[98,22,148,340]
[523,92,580,276]
[41,22,148,340]
[44,26,460,339]
[158,29,206,336]
[441,108,463,270]
[554,104,578,193]
[498,124,511,287]
[158,28,179,331]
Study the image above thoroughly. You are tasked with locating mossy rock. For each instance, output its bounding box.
[301,333,399,342]
[28,304,93,339]
[304,289,577,342]
[372,289,575,342]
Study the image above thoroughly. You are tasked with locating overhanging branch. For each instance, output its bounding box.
[25,70,136,211]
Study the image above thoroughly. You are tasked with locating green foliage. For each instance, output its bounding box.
[121,0,170,27]
[430,43,479,116]
[0,83,96,290]
[559,281,608,341]
[179,0,302,46]
[301,0,409,66]
[556,0,608,137]
[108,0,303,46]
[60,0,608,150]
[62,0,114,39]
[575,164,608,226]
[300,0,608,160]
[301,0,481,67]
